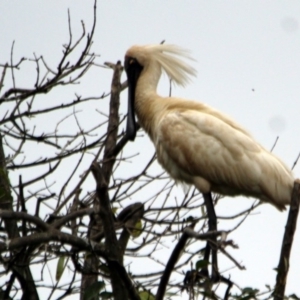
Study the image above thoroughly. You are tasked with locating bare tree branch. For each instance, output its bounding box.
[274,180,300,300]
[156,223,196,300]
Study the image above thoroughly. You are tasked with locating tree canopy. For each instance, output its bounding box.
[0,3,299,300]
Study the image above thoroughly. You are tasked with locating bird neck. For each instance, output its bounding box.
[134,61,163,139]
[136,60,161,96]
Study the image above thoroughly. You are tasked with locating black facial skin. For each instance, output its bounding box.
[124,57,143,141]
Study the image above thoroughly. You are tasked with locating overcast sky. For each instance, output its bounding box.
[1,1,300,298]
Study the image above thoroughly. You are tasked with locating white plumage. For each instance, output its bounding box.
[124,44,294,210]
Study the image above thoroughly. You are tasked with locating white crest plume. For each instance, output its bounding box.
[145,44,197,87]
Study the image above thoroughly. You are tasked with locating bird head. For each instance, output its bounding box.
[124,44,197,141]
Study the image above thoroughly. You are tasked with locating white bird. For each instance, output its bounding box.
[124,44,294,211]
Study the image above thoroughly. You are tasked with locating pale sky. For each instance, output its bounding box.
[1,1,300,299]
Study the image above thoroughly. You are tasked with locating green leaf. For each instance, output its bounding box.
[83,281,105,300]
[130,220,143,238]
[186,216,195,222]
[241,287,259,295]
[99,291,113,299]
[196,259,208,270]
[56,256,65,281]
[265,284,271,291]
[165,292,178,297]
[111,206,118,214]
[139,291,155,300]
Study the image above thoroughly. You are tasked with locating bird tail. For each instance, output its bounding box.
[259,151,294,211]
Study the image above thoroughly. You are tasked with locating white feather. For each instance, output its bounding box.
[125,44,295,210]
[126,44,197,86]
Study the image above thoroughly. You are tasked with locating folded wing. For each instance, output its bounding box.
[156,109,293,210]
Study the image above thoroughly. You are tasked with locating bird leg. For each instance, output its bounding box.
[198,193,235,299]
[202,192,219,281]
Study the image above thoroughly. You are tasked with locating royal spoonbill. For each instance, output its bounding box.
[124,43,294,211]
[123,44,295,282]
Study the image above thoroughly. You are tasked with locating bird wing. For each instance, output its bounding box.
[156,109,293,206]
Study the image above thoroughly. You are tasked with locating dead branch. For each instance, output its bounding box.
[156,223,196,300]
[274,180,300,300]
